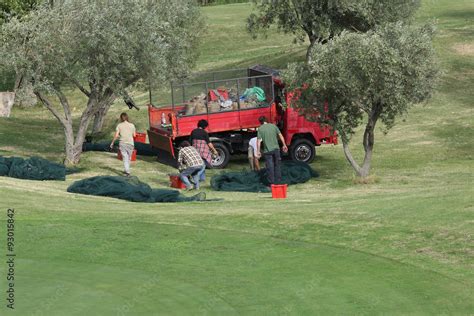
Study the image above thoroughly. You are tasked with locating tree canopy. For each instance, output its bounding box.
[283,22,439,177]
[0,0,41,24]
[0,0,42,91]
[247,0,420,61]
[0,0,204,164]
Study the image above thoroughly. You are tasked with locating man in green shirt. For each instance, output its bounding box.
[256,116,288,184]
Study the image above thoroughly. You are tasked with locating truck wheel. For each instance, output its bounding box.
[211,142,230,169]
[290,139,315,163]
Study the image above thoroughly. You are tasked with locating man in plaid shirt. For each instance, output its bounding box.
[178,141,205,190]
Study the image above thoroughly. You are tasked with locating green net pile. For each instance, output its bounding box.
[211,161,318,192]
[67,176,206,203]
[0,156,66,181]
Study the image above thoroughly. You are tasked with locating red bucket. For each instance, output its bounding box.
[134,132,147,143]
[117,149,137,161]
[169,175,187,189]
[271,184,287,199]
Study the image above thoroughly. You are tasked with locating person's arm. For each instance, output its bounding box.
[256,138,262,158]
[110,129,120,149]
[278,133,288,153]
[177,150,185,171]
[208,143,218,155]
[133,125,137,138]
[204,132,217,155]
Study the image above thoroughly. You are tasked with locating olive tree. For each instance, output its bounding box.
[283,23,439,178]
[1,0,203,165]
[0,0,41,25]
[247,0,420,62]
[1,0,42,99]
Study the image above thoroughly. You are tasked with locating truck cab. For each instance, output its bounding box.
[147,65,337,168]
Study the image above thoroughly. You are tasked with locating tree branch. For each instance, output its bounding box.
[70,77,91,97]
[34,91,67,126]
[54,88,73,122]
[125,75,141,88]
[342,139,362,175]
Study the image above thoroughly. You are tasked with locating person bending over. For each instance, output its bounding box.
[248,136,260,171]
[110,112,136,176]
[190,119,218,181]
[177,141,205,190]
[256,116,288,184]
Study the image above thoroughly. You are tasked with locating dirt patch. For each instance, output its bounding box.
[453,43,474,56]
[412,141,436,146]
[0,146,18,152]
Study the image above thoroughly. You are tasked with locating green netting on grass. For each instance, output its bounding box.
[211,161,318,192]
[67,176,206,203]
[0,156,66,181]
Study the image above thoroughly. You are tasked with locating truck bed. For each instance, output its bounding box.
[148,102,277,137]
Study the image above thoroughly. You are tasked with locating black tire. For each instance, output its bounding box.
[211,142,230,169]
[289,138,315,163]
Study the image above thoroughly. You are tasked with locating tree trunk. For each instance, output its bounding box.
[14,73,23,91]
[359,117,376,178]
[306,37,318,63]
[64,125,81,166]
[0,92,15,117]
[92,107,108,134]
[91,92,116,134]
[13,73,37,107]
[340,113,379,179]
[341,139,363,177]
[36,89,98,165]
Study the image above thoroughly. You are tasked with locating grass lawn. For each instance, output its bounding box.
[0,0,473,314]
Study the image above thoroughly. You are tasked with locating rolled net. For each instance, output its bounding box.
[211,161,318,192]
[0,155,66,181]
[67,175,206,203]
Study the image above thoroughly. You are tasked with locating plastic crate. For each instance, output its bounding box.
[134,132,147,143]
[117,149,137,161]
[169,175,187,189]
[271,184,287,199]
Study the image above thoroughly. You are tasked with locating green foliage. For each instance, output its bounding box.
[0,0,204,163]
[0,0,42,87]
[0,0,41,25]
[0,69,15,91]
[284,22,439,142]
[248,0,420,59]
[1,0,204,95]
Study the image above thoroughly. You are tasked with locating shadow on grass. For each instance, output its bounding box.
[101,166,125,176]
[0,116,64,157]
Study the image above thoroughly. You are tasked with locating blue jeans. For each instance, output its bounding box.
[180,165,205,189]
[199,160,212,182]
[264,149,281,184]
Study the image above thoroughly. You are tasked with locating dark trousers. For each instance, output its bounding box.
[264,149,281,184]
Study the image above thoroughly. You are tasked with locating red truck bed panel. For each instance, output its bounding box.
[148,103,277,139]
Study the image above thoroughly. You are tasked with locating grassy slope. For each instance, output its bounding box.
[0,0,473,314]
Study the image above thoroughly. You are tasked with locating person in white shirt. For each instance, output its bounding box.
[248,136,260,171]
[110,113,136,176]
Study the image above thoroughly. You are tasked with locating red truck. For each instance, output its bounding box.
[147,65,337,168]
